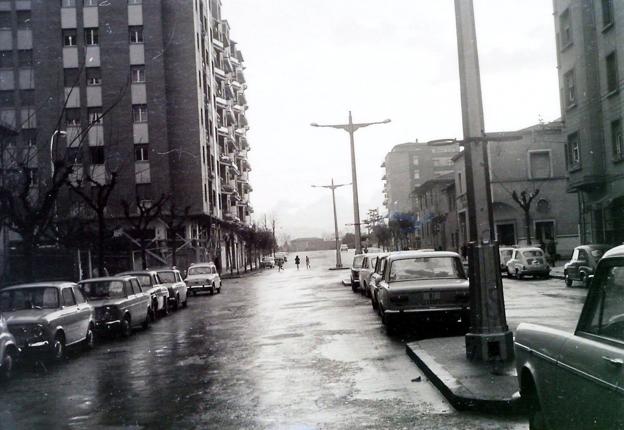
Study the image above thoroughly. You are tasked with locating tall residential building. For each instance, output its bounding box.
[553,0,624,244]
[381,140,457,216]
[0,0,252,273]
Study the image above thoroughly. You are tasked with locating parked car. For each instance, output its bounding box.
[350,254,365,292]
[340,244,348,252]
[79,276,151,337]
[0,282,95,361]
[260,256,275,268]
[515,244,624,429]
[499,246,514,274]
[0,314,18,381]
[376,251,470,331]
[506,247,550,279]
[359,253,384,298]
[185,262,222,295]
[369,254,390,311]
[564,244,612,288]
[275,252,288,262]
[155,269,188,310]
[116,270,170,318]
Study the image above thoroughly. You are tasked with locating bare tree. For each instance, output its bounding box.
[512,189,540,245]
[121,194,168,270]
[160,200,191,267]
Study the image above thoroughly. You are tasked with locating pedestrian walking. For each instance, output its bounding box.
[305,256,310,269]
[277,259,283,271]
[295,255,300,270]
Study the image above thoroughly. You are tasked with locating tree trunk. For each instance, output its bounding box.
[22,233,35,283]
[524,209,532,245]
[140,238,148,270]
[97,211,106,275]
[171,239,177,267]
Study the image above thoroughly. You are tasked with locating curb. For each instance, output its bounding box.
[405,343,525,415]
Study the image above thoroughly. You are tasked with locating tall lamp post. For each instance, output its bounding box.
[49,129,67,179]
[311,112,390,255]
[452,0,514,362]
[312,179,351,269]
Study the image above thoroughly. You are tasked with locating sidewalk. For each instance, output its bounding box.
[406,336,524,415]
[550,260,565,279]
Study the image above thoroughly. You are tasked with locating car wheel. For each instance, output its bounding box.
[380,304,396,333]
[351,281,358,293]
[371,292,378,310]
[192,290,198,296]
[217,282,221,294]
[142,310,150,330]
[516,269,523,280]
[121,316,132,338]
[83,325,96,351]
[564,272,573,287]
[50,333,65,361]
[173,295,180,311]
[210,284,215,295]
[151,300,158,321]
[526,382,547,430]
[580,272,590,288]
[0,348,15,381]
[162,301,169,317]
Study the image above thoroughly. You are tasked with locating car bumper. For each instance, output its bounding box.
[188,284,213,291]
[94,320,121,333]
[384,306,468,321]
[517,267,550,275]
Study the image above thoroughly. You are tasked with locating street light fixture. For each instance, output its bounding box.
[310,112,391,255]
[49,129,67,179]
[311,179,351,269]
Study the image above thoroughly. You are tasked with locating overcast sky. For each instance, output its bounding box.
[223,0,561,242]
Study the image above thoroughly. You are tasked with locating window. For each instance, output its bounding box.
[529,150,552,179]
[88,107,102,124]
[63,29,77,47]
[606,52,619,94]
[567,132,581,167]
[433,157,453,167]
[132,104,148,122]
[84,0,98,6]
[602,0,614,28]
[17,50,32,68]
[131,65,145,83]
[0,51,13,68]
[62,288,76,307]
[73,286,87,304]
[128,0,142,4]
[90,146,105,164]
[130,279,142,294]
[84,28,99,46]
[66,147,83,164]
[64,108,80,126]
[86,68,101,85]
[20,90,34,106]
[564,69,576,106]
[559,8,572,48]
[612,119,623,161]
[61,0,76,7]
[129,26,143,43]
[0,12,10,29]
[0,90,14,105]
[64,68,79,87]
[16,11,30,28]
[135,144,149,161]
[413,170,420,180]
[412,157,419,166]
[582,264,624,342]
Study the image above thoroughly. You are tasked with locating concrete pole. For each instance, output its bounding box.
[331,178,343,268]
[348,112,362,254]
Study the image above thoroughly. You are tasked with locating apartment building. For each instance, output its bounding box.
[0,0,252,273]
[553,0,624,245]
[381,140,458,216]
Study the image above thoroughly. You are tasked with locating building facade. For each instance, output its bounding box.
[381,140,458,216]
[553,0,624,245]
[0,0,252,276]
[451,121,580,258]
[413,175,457,251]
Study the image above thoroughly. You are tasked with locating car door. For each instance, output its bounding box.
[129,279,145,324]
[576,248,591,280]
[60,287,80,345]
[175,271,187,302]
[567,248,581,280]
[555,260,624,429]
[72,285,91,339]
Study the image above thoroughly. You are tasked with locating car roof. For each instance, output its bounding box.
[576,244,612,250]
[2,281,77,291]
[189,262,215,266]
[116,270,158,276]
[516,247,543,252]
[79,276,135,283]
[603,244,624,259]
[387,250,461,261]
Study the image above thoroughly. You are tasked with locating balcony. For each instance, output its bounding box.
[217,126,229,136]
[212,36,224,50]
[229,163,240,176]
[215,96,227,108]
[219,154,233,165]
[221,183,235,194]
[214,66,226,79]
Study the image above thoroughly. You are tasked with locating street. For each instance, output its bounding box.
[0,250,586,429]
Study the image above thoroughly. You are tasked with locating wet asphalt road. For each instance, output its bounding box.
[0,250,583,429]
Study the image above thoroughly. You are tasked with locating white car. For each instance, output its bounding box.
[340,244,348,252]
[184,262,222,295]
[155,269,189,310]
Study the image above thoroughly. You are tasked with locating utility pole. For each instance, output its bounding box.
[311,112,391,254]
[311,179,351,269]
[454,0,513,362]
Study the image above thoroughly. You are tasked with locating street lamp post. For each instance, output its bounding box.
[311,112,390,255]
[49,130,67,179]
[312,179,351,269]
[453,0,514,362]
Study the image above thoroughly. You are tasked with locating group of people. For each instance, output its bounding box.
[278,255,311,271]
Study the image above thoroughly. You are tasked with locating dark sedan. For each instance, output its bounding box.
[564,244,612,287]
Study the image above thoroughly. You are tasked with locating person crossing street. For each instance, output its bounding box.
[305,256,310,269]
[295,255,300,270]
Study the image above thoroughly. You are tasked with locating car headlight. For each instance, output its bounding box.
[28,324,46,341]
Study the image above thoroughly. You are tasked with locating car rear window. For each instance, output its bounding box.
[188,266,212,275]
[353,255,364,268]
[522,250,544,258]
[0,287,59,311]
[81,281,125,299]
[158,272,176,283]
[389,257,464,281]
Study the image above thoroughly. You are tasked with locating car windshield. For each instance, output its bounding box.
[389,257,464,281]
[81,281,125,299]
[158,272,176,283]
[522,250,543,258]
[0,287,60,311]
[188,267,212,275]
[591,249,606,258]
[131,275,152,287]
[501,250,513,258]
[353,256,364,268]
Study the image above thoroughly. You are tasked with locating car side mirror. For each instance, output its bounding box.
[587,274,594,286]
